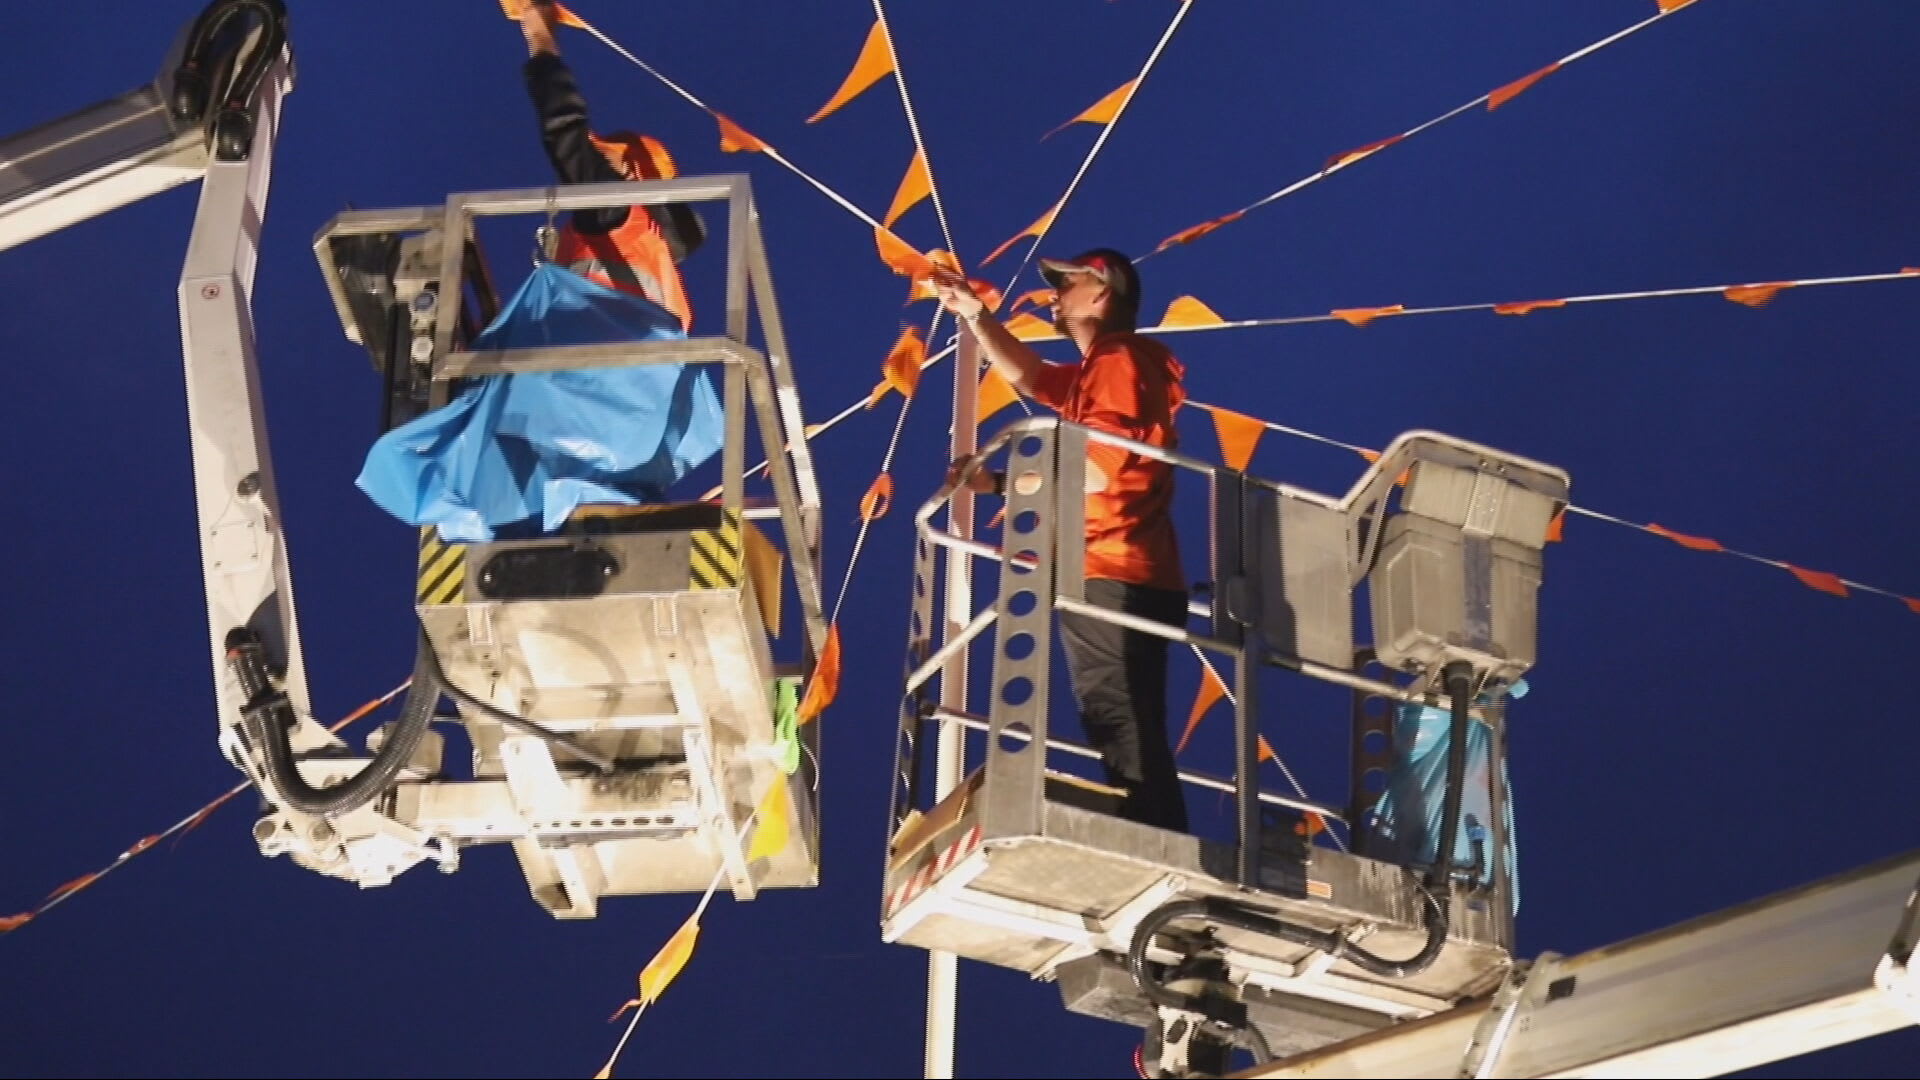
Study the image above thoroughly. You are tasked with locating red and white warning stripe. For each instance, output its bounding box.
[885,824,983,919]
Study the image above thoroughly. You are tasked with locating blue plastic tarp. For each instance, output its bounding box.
[356,264,724,541]
[1368,680,1525,913]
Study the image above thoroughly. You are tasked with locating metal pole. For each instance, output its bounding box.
[924,326,979,1079]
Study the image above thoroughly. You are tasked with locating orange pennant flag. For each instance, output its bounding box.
[875,226,935,279]
[713,112,768,154]
[797,624,843,725]
[1008,288,1054,314]
[885,150,931,229]
[125,835,162,859]
[746,784,791,863]
[859,473,895,522]
[1901,267,1920,276]
[1002,311,1056,342]
[1646,523,1725,552]
[1332,305,1405,328]
[46,873,98,903]
[1357,448,1381,463]
[978,367,1021,424]
[1325,134,1405,172]
[1209,407,1265,472]
[1258,736,1278,764]
[637,918,701,1005]
[982,203,1060,266]
[0,913,32,933]
[808,20,895,124]
[1159,296,1226,328]
[1724,282,1794,308]
[1546,508,1566,544]
[1493,299,1567,316]
[498,0,587,29]
[1488,62,1561,111]
[869,327,926,407]
[1176,665,1228,755]
[1156,211,1244,253]
[1657,0,1697,12]
[1787,565,1849,597]
[1043,79,1137,140]
[1903,597,1920,616]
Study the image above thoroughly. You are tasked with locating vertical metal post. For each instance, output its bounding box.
[721,183,750,518]
[923,326,979,1080]
[1212,472,1264,885]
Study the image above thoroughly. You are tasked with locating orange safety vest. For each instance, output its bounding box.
[555,207,692,331]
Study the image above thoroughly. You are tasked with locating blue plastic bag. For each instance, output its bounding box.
[1369,680,1525,912]
[356,265,724,541]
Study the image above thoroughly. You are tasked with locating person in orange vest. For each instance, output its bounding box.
[517,1,704,330]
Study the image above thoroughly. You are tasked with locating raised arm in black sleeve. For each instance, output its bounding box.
[522,53,706,261]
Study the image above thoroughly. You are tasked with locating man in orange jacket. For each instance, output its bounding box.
[517,1,704,330]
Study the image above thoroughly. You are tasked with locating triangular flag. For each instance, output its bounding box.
[742,521,785,635]
[875,226,935,279]
[1332,305,1404,328]
[1002,311,1056,342]
[1209,407,1264,471]
[978,367,1021,424]
[885,150,931,228]
[1008,288,1054,314]
[1043,79,1137,140]
[869,327,926,407]
[1493,299,1566,316]
[713,112,768,154]
[1488,62,1561,111]
[46,873,98,903]
[1159,296,1225,328]
[859,473,895,522]
[797,624,842,724]
[1176,666,1228,755]
[498,0,587,29]
[1546,508,1566,544]
[1324,134,1404,172]
[746,785,791,863]
[808,20,894,124]
[1903,597,1920,616]
[1657,0,1697,12]
[638,918,701,1004]
[1646,523,1725,552]
[0,913,33,933]
[1724,282,1794,308]
[1786,565,1848,597]
[1156,211,1244,254]
[982,203,1060,266]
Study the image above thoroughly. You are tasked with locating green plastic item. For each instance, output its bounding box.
[770,676,802,776]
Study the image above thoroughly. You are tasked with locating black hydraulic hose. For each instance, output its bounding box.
[228,627,437,818]
[169,0,289,160]
[413,623,618,773]
[1432,661,1475,892]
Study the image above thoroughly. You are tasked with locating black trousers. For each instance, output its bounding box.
[1057,578,1190,832]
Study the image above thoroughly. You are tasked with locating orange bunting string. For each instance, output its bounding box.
[713,112,768,154]
[808,20,894,124]
[1332,305,1405,328]
[1488,62,1561,111]
[885,150,932,228]
[797,624,843,725]
[859,473,895,522]
[1176,666,1228,755]
[983,204,1060,266]
[1546,508,1566,544]
[1723,282,1794,308]
[874,226,935,279]
[1002,312,1055,342]
[1325,135,1405,172]
[1159,296,1226,328]
[498,0,587,29]
[1156,211,1244,253]
[1787,566,1849,598]
[1494,299,1567,316]
[1043,79,1137,140]
[1646,523,1725,552]
[1209,407,1265,472]
[978,367,1021,424]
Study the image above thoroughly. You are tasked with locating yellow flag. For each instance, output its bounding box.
[746,785,791,863]
[638,919,701,1005]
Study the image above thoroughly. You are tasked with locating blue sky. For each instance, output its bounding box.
[3,2,1917,1076]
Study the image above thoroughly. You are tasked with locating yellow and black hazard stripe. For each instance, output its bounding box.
[688,511,743,591]
[416,528,467,606]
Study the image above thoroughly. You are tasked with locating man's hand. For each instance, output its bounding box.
[945,455,1001,496]
[929,268,986,324]
[519,1,561,57]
